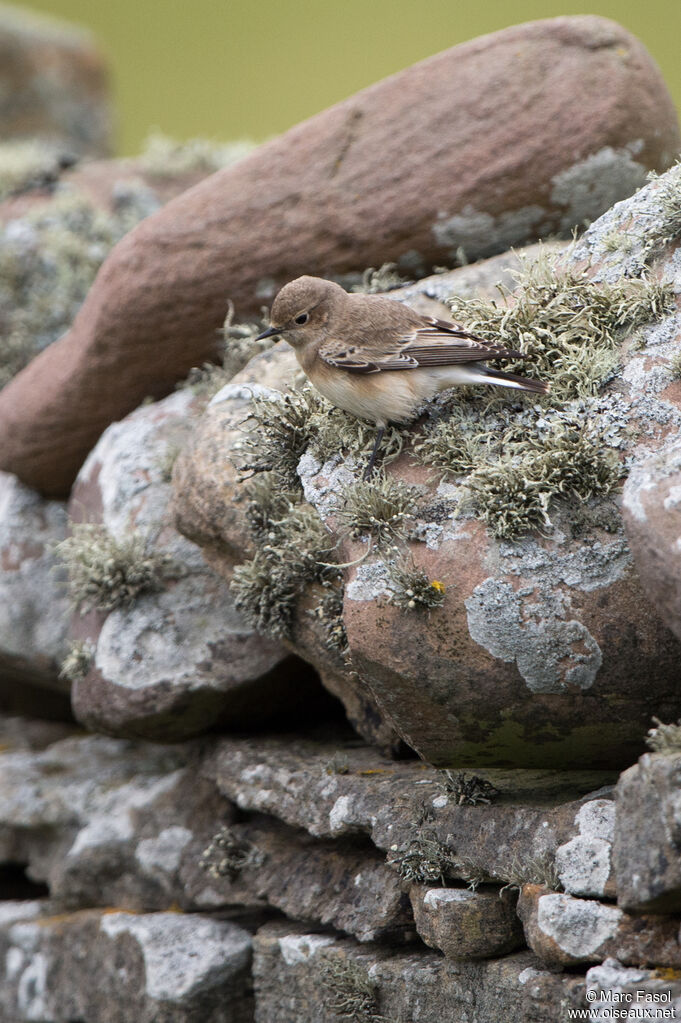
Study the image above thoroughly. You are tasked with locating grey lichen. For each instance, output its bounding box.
[438,770,499,806]
[56,523,179,614]
[0,190,156,387]
[319,956,389,1023]
[335,474,419,546]
[645,717,681,753]
[200,825,263,881]
[58,639,94,683]
[386,559,445,611]
[669,349,681,380]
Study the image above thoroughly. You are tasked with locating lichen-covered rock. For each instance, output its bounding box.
[518,884,681,969]
[614,752,681,913]
[0,4,111,156]
[622,438,681,642]
[0,470,71,718]
[252,921,587,1022]
[209,732,617,894]
[0,902,254,1023]
[586,958,681,1021]
[64,388,322,741]
[554,798,616,898]
[190,162,681,770]
[1,15,677,496]
[410,885,523,959]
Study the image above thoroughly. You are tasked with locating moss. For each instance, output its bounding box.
[0,191,154,388]
[139,132,254,178]
[58,639,94,683]
[0,140,72,201]
[438,770,499,806]
[231,492,339,640]
[387,560,445,611]
[56,523,179,614]
[319,956,388,1023]
[350,262,410,294]
[646,716,681,753]
[335,474,418,547]
[200,825,263,881]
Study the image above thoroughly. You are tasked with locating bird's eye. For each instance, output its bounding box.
[294,312,309,325]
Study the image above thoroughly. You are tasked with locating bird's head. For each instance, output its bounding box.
[256,276,345,349]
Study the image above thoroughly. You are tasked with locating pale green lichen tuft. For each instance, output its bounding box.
[335,474,419,546]
[0,191,155,388]
[0,140,73,201]
[669,349,681,380]
[231,493,339,640]
[438,770,499,806]
[499,853,562,893]
[446,250,674,404]
[350,262,411,294]
[646,716,681,753]
[199,825,263,881]
[58,639,94,683]
[56,523,179,614]
[387,560,445,611]
[387,808,457,886]
[308,582,349,657]
[319,956,389,1023]
[139,132,254,178]
[180,302,273,402]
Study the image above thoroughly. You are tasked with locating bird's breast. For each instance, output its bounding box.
[303,358,421,426]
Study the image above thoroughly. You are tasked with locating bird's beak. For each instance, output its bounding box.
[255,326,281,341]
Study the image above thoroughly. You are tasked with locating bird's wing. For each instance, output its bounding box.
[318,317,521,375]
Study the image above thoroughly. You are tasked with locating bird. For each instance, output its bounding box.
[256,275,549,477]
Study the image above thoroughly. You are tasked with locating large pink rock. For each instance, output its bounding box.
[0,15,677,496]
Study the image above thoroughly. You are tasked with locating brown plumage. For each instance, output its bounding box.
[256,275,549,476]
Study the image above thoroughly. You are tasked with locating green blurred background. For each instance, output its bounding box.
[21,0,681,156]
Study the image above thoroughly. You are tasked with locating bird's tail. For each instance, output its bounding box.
[473,366,550,395]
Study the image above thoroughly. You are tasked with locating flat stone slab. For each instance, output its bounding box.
[518,884,681,969]
[0,902,253,1023]
[252,921,586,1022]
[210,733,617,894]
[614,752,681,912]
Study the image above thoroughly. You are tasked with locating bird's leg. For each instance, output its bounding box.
[363,426,385,480]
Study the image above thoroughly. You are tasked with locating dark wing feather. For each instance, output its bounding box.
[318,317,522,374]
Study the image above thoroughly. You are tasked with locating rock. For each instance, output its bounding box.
[518,884,681,969]
[554,798,616,898]
[410,884,523,959]
[0,3,111,156]
[0,150,249,394]
[0,902,254,1023]
[188,815,414,943]
[586,958,681,1020]
[65,388,327,741]
[209,732,617,892]
[0,470,71,719]
[614,752,681,913]
[252,921,587,1022]
[622,438,681,642]
[1,15,677,495]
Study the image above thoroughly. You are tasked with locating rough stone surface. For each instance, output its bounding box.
[1,16,677,495]
[0,902,254,1023]
[0,3,111,156]
[209,732,617,891]
[253,921,587,1022]
[410,884,523,959]
[0,470,71,718]
[614,752,681,913]
[623,438,681,643]
[554,798,617,898]
[586,957,681,1021]
[67,389,318,741]
[518,884,681,969]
